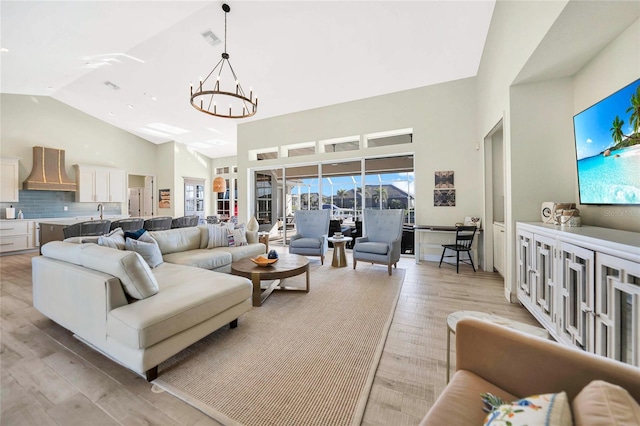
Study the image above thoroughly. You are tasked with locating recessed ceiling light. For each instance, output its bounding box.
[147,122,189,135]
[201,30,221,46]
[127,104,134,109]
[202,139,229,146]
[151,96,157,101]
[47,86,54,90]
[109,112,115,116]
[0,48,9,53]
[139,128,171,138]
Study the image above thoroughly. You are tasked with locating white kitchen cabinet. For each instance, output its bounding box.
[516,222,640,367]
[493,222,505,276]
[74,165,125,203]
[0,221,35,253]
[0,157,20,202]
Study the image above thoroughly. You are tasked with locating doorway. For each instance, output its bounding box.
[128,175,154,217]
[184,178,205,220]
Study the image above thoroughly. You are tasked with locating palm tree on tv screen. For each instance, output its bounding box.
[610,115,625,146]
[627,86,640,136]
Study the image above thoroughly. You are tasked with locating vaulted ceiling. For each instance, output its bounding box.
[1,1,495,159]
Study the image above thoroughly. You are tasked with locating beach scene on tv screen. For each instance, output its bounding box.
[574,79,640,205]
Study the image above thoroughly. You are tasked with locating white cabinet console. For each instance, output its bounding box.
[516,222,640,367]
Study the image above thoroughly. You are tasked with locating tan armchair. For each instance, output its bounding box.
[420,318,640,425]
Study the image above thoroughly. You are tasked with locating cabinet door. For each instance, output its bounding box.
[108,170,125,202]
[533,234,556,327]
[595,253,640,367]
[558,242,595,351]
[0,157,19,202]
[94,169,109,202]
[516,229,534,304]
[77,168,96,202]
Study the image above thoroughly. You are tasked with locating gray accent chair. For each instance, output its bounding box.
[288,209,330,265]
[353,209,404,275]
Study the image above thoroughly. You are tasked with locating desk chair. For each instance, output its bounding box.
[438,225,477,273]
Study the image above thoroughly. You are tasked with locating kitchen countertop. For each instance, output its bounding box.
[1,216,129,225]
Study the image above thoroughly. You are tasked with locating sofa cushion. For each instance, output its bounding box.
[419,370,517,426]
[290,237,322,249]
[98,228,125,250]
[207,223,234,248]
[78,244,159,299]
[484,392,572,426]
[163,249,232,270]
[107,262,251,349]
[572,380,640,426]
[213,244,266,262]
[41,241,91,265]
[356,241,389,255]
[150,227,201,255]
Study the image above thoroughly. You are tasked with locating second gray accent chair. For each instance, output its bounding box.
[353,209,404,275]
[289,209,330,265]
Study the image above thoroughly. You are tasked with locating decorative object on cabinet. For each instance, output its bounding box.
[213,176,227,193]
[0,157,20,202]
[434,170,454,188]
[434,189,455,206]
[559,208,581,227]
[516,222,640,367]
[23,147,76,192]
[189,3,257,119]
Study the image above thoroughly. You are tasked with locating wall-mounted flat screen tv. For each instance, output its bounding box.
[573,78,640,205]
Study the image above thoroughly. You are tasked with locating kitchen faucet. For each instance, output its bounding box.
[97,204,104,220]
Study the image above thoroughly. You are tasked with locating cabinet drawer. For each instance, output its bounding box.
[0,235,30,252]
[0,221,29,236]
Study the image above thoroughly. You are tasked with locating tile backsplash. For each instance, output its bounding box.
[0,190,122,219]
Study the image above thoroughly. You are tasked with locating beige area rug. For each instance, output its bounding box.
[153,262,405,426]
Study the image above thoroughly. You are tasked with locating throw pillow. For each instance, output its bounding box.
[124,228,146,240]
[572,380,640,426]
[125,234,163,268]
[207,223,235,248]
[483,392,572,426]
[98,228,125,250]
[233,224,248,246]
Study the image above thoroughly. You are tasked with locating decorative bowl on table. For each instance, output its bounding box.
[333,232,343,239]
[251,256,278,267]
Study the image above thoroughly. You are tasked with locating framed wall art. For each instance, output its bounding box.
[434,189,455,207]
[435,171,454,188]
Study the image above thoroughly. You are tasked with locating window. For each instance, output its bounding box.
[319,136,360,153]
[365,129,413,148]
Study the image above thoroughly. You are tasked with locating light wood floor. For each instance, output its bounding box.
[0,250,538,425]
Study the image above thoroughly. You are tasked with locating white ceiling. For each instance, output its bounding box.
[1,1,496,159]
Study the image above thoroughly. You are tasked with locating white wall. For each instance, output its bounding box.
[572,19,640,232]
[155,142,175,217]
[173,142,212,217]
[237,78,481,239]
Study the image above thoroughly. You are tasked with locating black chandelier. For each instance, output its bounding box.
[190,3,257,119]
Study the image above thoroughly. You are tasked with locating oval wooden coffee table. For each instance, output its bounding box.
[231,253,310,307]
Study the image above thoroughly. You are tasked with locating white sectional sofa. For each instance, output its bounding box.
[32,224,266,380]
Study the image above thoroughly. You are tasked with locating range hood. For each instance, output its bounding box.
[23,146,77,191]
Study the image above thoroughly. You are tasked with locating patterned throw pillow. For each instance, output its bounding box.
[207,223,234,248]
[483,392,573,426]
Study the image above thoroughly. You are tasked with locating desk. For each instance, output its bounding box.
[414,225,481,265]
